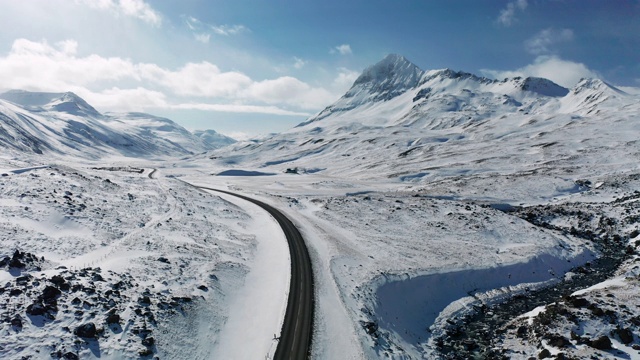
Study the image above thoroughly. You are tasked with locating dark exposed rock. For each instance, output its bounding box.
[50,275,66,287]
[9,288,23,296]
[16,275,32,286]
[62,352,79,360]
[74,322,97,338]
[566,296,589,308]
[516,325,528,338]
[9,250,25,269]
[59,282,71,291]
[462,339,477,351]
[362,321,378,335]
[139,296,151,305]
[171,296,192,304]
[538,349,551,359]
[612,327,634,344]
[546,334,570,348]
[139,348,153,356]
[589,335,612,350]
[10,315,23,329]
[142,336,155,346]
[588,304,604,316]
[26,302,47,316]
[106,313,121,324]
[42,285,62,302]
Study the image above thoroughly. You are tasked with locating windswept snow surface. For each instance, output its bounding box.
[0,161,289,359]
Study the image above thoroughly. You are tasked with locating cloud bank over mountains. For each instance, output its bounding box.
[0,38,347,115]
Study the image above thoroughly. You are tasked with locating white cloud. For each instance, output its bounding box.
[293,57,306,69]
[497,0,528,27]
[0,39,136,91]
[171,103,311,116]
[331,44,352,55]
[79,87,168,112]
[480,55,598,88]
[194,33,211,44]
[0,38,341,115]
[138,61,253,98]
[183,16,248,42]
[210,24,249,36]
[525,28,574,55]
[242,76,337,109]
[184,16,200,31]
[333,67,360,91]
[77,0,161,26]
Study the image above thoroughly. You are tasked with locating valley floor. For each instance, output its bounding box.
[1,155,639,359]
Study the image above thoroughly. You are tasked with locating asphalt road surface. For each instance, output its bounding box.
[195,186,314,360]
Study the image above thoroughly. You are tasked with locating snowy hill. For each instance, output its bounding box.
[193,129,237,149]
[204,54,639,187]
[0,90,225,159]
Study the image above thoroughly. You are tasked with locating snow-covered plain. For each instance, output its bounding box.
[0,163,289,359]
[2,54,640,359]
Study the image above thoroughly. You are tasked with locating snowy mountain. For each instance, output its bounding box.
[193,129,237,149]
[205,54,639,186]
[0,90,225,159]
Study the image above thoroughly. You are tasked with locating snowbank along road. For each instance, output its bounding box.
[194,186,314,360]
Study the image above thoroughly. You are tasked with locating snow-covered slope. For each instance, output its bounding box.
[180,52,640,357]
[193,129,237,149]
[0,164,290,359]
[0,90,223,159]
[203,54,639,190]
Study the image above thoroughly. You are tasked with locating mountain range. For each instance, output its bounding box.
[0,54,637,182]
[204,54,639,186]
[0,90,235,160]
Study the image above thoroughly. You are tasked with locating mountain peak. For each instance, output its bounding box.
[0,90,100,116]
[572,78,626,95]
[510,76,569,97]
[347,54,424,101]
[193,129,237,149]
[43,92,100,117]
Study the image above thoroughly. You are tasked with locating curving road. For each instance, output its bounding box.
[195,186,314,360]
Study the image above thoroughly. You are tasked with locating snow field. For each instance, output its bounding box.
[0,164,271,359]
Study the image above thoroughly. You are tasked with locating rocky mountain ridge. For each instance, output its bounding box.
[0,90,235,159]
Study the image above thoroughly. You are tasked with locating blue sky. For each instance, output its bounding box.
[0,0,637,139]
